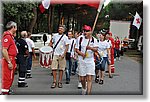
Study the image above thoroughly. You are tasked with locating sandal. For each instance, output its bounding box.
[109,75,113,78]
[95,76,99,83]
[58,82,63,88]
[99,80,104,85]
[51,82,57,88]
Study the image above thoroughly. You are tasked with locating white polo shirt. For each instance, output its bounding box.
[52,33,69,56]
[26,38,35,52]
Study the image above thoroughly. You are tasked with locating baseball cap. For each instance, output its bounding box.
[83,25,92,31]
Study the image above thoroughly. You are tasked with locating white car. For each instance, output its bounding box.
[31,33,51,53]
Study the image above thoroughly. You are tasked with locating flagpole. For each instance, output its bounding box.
[83,0,104,59]
[92,0,104,33]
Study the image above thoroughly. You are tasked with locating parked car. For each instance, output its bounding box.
[128,39,135,49]
[31,33,51,53]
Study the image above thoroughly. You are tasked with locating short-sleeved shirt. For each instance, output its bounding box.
[52,33,69,56]
[98,40,110,57]
[67,38,76,57]
[16,38,28,55]
[105,40,112,48]
[115,39,120,49]
[75,35,98,62]
[26,38,35,52]
[2,31,18,57]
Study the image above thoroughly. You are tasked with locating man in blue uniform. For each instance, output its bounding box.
[16,31,29,87]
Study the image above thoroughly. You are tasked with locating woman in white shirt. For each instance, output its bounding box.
[96,33,111,84]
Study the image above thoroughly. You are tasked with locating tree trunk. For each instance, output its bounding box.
[28,8,37,33]
[48,7,51,34]
[67,14,70,32]
[50,5,54,34]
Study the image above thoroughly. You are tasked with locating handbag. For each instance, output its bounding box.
[65,52,71,60]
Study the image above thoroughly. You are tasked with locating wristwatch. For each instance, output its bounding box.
[7,61,11,64]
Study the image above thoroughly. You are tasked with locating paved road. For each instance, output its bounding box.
[11,56,142,95]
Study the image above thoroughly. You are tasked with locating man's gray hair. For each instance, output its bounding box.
[6,21,17,29]
[59,25,66,31]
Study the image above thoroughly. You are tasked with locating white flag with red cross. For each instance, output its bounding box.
[39,0,51,13]
[132,12,142,29]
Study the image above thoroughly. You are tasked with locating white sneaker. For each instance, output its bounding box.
[82,88,87,95]
[78,82,82,89]
[118,57,121,60]
[114,59,116,61]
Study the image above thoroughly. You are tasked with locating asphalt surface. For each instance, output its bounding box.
[11,56,142,95]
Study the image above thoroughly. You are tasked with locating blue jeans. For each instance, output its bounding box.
[65,58,72,81]
[72,59,78,74]
[27,52,32,76]
[100,57,108,71]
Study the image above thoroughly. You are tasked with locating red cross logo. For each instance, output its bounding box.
[136,18,140,24]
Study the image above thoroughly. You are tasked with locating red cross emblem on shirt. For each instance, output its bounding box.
[136,18,140,24]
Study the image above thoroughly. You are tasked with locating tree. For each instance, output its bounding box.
[2,2,38,35]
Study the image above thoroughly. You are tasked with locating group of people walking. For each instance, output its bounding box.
[49,25,116,95]
[1,21,120,95]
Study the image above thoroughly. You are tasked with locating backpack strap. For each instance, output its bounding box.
[53,34,64,50]
[79,37,83,51]
[70,39,74,52]
[91,37,94,43]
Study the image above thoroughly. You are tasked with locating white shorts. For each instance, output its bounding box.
[78,59,95,76]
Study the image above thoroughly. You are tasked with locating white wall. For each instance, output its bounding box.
[110,20,131,40]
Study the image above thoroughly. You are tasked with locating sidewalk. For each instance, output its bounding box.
[11,56,142,95]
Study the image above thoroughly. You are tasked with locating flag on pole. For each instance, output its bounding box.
[39,0,51,13]
[132,12,142,29]
[97,0,104,12]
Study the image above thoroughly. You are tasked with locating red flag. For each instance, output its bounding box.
[39,4,45,13]
[39,0,51,13]
[39,0,103,13]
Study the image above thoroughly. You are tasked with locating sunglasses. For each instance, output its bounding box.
[83,30,91,32]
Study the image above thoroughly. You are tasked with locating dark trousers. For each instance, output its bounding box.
[27,52,32,77]
[114,48,120,59]
[17,54,27,84]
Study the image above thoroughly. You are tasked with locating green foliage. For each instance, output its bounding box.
[3,2,38,29]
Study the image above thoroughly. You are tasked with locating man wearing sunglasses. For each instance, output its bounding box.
[75,25,98,95]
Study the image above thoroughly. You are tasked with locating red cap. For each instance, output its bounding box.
[83,25,92,31]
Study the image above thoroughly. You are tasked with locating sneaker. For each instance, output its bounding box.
[114,59,116,61]
[66,80,70,84]
[8,89,14,95]
[26,75,32,79]
[118,57,121,60]
[78,82,82,89]
[81,88,87,95]
[18,83,28,87]
[71,72,76,75]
